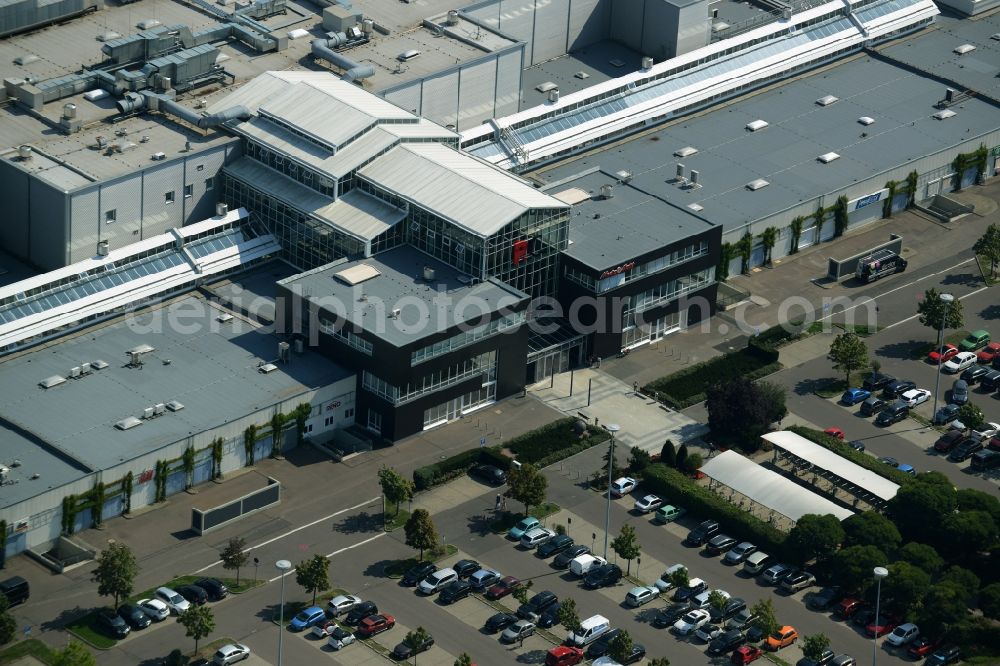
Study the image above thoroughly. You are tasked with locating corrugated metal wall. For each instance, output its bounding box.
[422,70,460,129]
[458,59,499,129]
[0,159,31,257]
[609,0,644,54]
[533,0,571,63]
[142,161,185,237]
[495,49,523,116]
[567,0,610,50]
[383,84,422,116]
[94,176,144,258]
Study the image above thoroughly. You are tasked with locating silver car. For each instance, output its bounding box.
[212,643,250,664]
[501,620,535,643]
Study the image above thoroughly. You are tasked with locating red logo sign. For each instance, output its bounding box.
[512,240,529,265]
[600,261,636,279]
[138,469,154,484]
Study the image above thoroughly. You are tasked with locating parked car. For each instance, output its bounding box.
[724,542,757,565]
[508,517,540,540]
[848,440,865,452]
[625,585,659,607]
[469,568,502,590]
[710,597,747,624]
[584,564,622,589]
[961,364,991,384]
[96,610,131,639]
[708,629,747,655]
[690,588,730,611]
[875,402,909,426]
[487,576,521,600]
[518,590,559,620]
[732,645,764,664]
[392,632,434,659]
[401,562,436,587]
[743,552,773,575]
[823,427,845,440]
[452,559,481,578]
[879,456,899,467]
[289,606,326,631]
[686,520,720,546]
[834,598,866,619]
[949,438,984,462]
[696,624,724,642]
[897,463,916,475]
[673,609,712,635]
[970,421,1000,443]
[781,570,816,593]
[587,628,622,658]
[654,564,687,592]
[673,577,708,602]
[538,534,574,558]
[325,625,356,650]
[194,578,228,601]
[327,594,362,616]
[798,649,835,666]
[841,388,870,406]
[608,643,646,664]
[926,645,961,665]
[944,351,979,373]
[851,607,876,628]
[803,587,841,612]
[610,477,637,497]
[545,646,585,666]
[634,494,662,513]
[521,527,556,549]
[900,388,931,407]
[971,449,1000,470]
[958,329,990,352]
[439,580,472,605]
[951,379,969,405]
[137,598,170,622]
[766,626,798,650]
[860,396,887,417]
[863,373,895,392]
[154,587,191,615]
[311,620,342,639]
[976,341,1000,363]
[553,545,591,569]
[726,609,758,633]
[345,601,378,625]
[501,620,535,643]
[569,554,607,577]
[906,636,943,659]
[928,344,959,364]
[830,656,857,666]
[652,602,691,628]
[538,601,563,628]
[176,584,208,606]
[706,534,738,555]
[865,614,898,637]
[933,403,961,425]
[356,614,395,637]
[418,567,458,595]
[885,622,920,646]
[934,430,966,452]
[882,379,916,399]
[212,643,250,665]
[654,505,685,523]
[761,563,794,585]
[484,612,518,633]
[980,368,1000,391]
[470,464,507,485]
[117,603,152,630]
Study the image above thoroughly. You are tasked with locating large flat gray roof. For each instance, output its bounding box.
[546,170,719,271]
[520,41,642,110]
[280,245,529,348]
[532,52,1000,233]
[0,425,91,510]
[0,271,351,473]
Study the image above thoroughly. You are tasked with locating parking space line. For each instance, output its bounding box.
[269,533,386,582]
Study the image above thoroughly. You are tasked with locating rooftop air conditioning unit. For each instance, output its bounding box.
[97,240,109,256]
[600,184,614,199]
[153,403,166,415]
[151,152,166,161]
[423,266,436,281]
[216,203,229,216]
[390,308,402,319]
[641,56,654,70]
[69,366,81,378]
[81,362,91,374]
[143,406,155,419]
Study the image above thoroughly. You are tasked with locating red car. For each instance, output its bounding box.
[486,576,521,600]
[731,645,764,664]
[823,427,845,440]
[990,436,1000,452]
[545,646,585,666]
[356,614,395,637]
[865,615,898,637]
[907,636,943,659]
[834,598,866,619]
[929,344,960,364]
[977,342,1000,363]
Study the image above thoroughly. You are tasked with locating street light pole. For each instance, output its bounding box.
[276,559,292,666]
[931,293,954,424]
[872,566,889,666]
[603,424,620,560]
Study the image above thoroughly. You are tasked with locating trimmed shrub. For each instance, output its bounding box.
[642,463,787,556]
[506,418,609,464]
[644,346,781,408]
[787,426,915,487]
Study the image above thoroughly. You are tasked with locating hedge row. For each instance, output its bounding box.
[642,463,787,556]
[414,447,497,491]
[786,425,915,487]
[644,344,781,408]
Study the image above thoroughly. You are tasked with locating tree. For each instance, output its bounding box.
[179,604,215,655]
[507,463,547,515]
[681,452,703,475]
[608,629,634,665]
[956,489,1000,530]
[454,653,474,666]
[785,514,845,565]
[295,554,331,606]
[957,403,985,430]
[628,446,651,473]
[869,358,882,378]
[404,509,439,560]
[0,600,14,646]
[897,542,945,577]
[648,659,671,666]
[827,332,868,386]
[674,444,688,472]
[802,634,831,661]
[760,226,779,266]
[941,511,998,559]
[219,536,249,585]
[601,445,622,484]
[979,583,1000,620]
[888,478,957,541]
[52,642,97,666]
[557,597,581,633]
[737,231,753,274]
[882,561,931,617]
[610,524,641,575]
[92,541,137,608]
[973,223,1000,278]
[660,440,676,467]
[668,566,689,590]
[379,466,414,517]
[830,545,887,596]
[917,287,964,344]
[511,580,533,606]
[938,566,980,603]
[916,583,970,636]
[404,627,431,664]
[841,512,901,555]
[163,650,189,666]
[706,377,786,451]
[750,598,779,636]
[708,590,728,612]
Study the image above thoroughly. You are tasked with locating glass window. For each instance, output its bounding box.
[184,184,194,198]
[164,191,175,204]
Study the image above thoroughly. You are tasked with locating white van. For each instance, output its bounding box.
[566,614,610,647]
[743,551,772,576]
[569,554,607,577]
[417,567,457,594]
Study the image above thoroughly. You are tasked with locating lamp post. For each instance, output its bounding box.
[872,566,889,666]
[603,424,620,560]
[931,293,955,424]
[276,559,292,666]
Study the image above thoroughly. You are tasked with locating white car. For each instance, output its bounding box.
[137,598,169,622]
[900,388,931,407]
[327,594,362,616]
[695,624,724,642]
[610,477,637,497]
[520,526,556,549]
[312,620,340,638]
[944,351,978,373]
[654,564,687,592]
[633,494,662,513]
[212,643,250,664]
[326,625,357,650]
[672,608,711,635]
[970,422,1000,443]
[624,585,659,607]
[154,586,191,615]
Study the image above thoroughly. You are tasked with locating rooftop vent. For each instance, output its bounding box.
[129,344,155,355]
[39,375,66,389]
[574,71,590,79]
[217,313,234,323]
[17,145,32,160]
[992,33,1000,41]
[14,54,39,65]
[858,116,875,125]
[422,266,436,281]
[97,31,122,42]
[641,56,654,70]
[334,264,381,286]
[115,416,143,430]
[953,44,975,54]
[600,184,614,199]
[151,152,166,161]
[933,109,957,120]
[746,119,769,132]
[548,89,560,103]
[687,203,704,212]
[674,146,698,157]
[746,179,770,191]
[816,95,838,106]
[259,363,279,374]
[615,170,633,183]
[137,18,161,29]
[818,152,840,163]
[166,400,185,411]
[92,359,109,370]
[712,21,730,32]
[535,82,558,93]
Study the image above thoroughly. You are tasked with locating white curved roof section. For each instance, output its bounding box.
[461,0,938,169]
[0,208,280,352]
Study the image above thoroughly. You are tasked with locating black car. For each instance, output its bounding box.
[392,633,434,660]
[851,608,876,628]
[583,564,622,589]
[980,368,1000,391]
[674,579,709,601]
[345,601,378,625]
[96,610,131,638]
[553,545,590,568]
[863,373,895,392]
[517,590,558,620]
[177,584,208,606]
[882,379,916,399]
[617,644,647,664]
[798,649,835,666]
[537,602,562,628]
[961,364,990,384]
[972,449,1000,470]
[484,612,518,633]
[875,402,908,426]
[727,610,758,632]
[949,438,984,462]
[934,403,962,425]
[452,559,480,579]
[705,534,737,555]
[860,396,887,416]
[709,597,746,624]
[194,577,228,601]
[846,440,865,453]
[537,534,574,558]
[926,645,961,665]
[470,464,507,485]
[685,520,720,546]
[439,580,472,605]
[587,628,622,658]
[117,603,151,630]
[402,562,437,586]
[807,587,842,611]
[653,602,690,628]
[708,629,746,655]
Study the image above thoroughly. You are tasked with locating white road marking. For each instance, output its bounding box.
[885,285,989,330]
[269,533,387,582]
